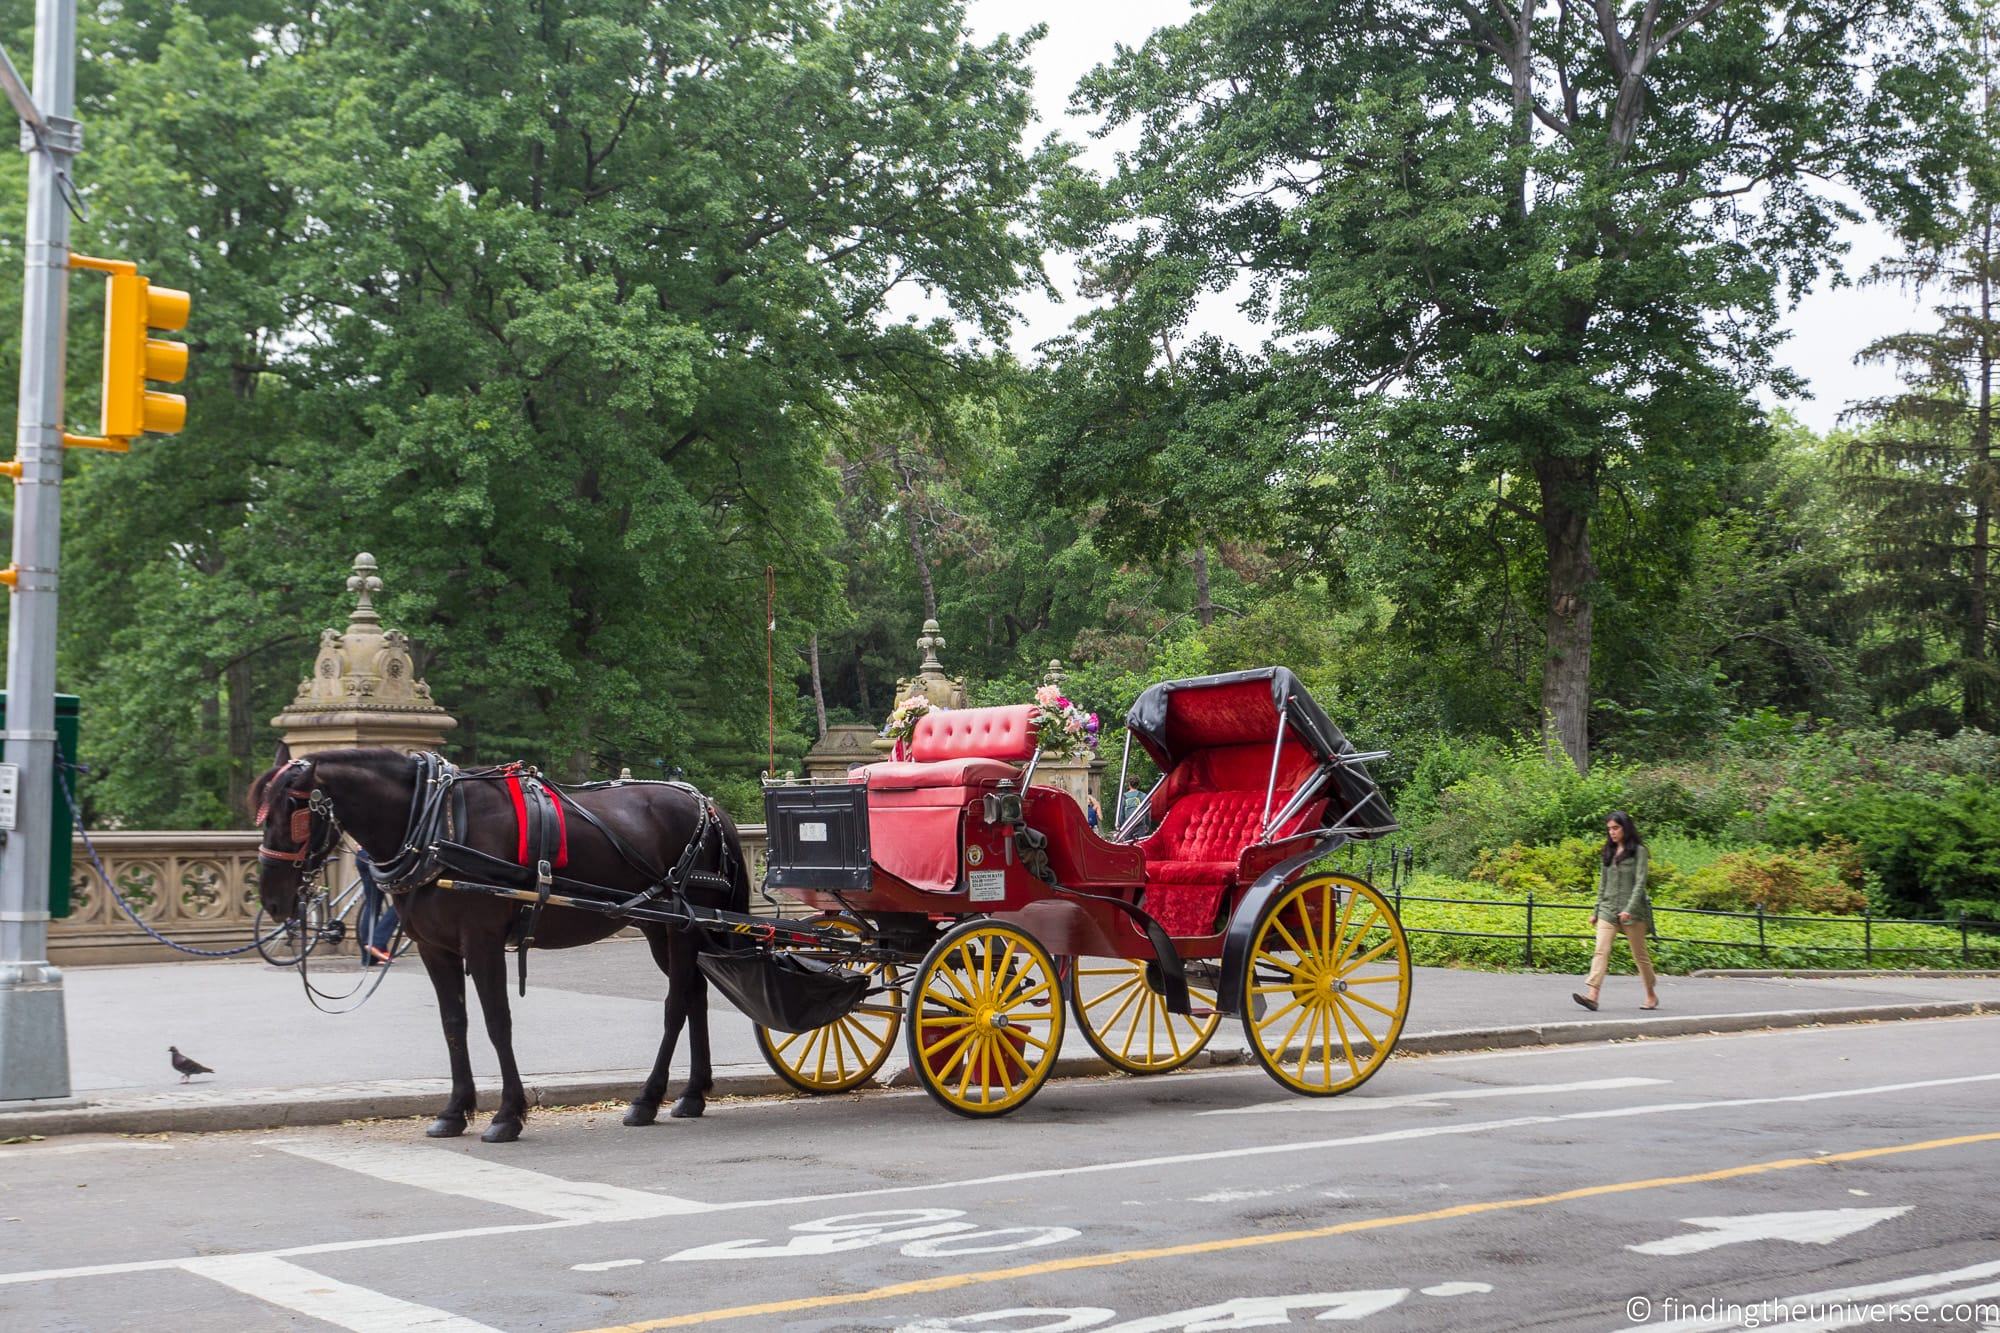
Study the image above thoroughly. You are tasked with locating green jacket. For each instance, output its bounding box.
[1596,845,1653,928]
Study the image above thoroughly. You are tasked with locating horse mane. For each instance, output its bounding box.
[247,760,304,823]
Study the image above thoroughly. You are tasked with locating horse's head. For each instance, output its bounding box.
[249,742,342,919]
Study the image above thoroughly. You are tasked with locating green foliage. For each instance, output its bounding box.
[1674,844,1868,916]
[1468,837,1601,900]
[1766,777,2000,919]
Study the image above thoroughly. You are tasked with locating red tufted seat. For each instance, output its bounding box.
[911,705,1038,764]
[1135,742,1329,936]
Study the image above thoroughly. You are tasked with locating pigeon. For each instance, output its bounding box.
[169,1046,212,1083]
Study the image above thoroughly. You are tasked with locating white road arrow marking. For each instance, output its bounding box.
[1629,1207,1910,1256]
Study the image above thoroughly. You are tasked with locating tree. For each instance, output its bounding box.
[1052,0,1968,769]
[5,0,1063,822]
[1843,2,2000,732]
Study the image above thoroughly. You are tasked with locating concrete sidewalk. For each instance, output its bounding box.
[1,937,1990,1137]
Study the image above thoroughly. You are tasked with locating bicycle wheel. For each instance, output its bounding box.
[254,897,328,968]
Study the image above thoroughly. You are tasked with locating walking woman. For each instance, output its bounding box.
[1573,811,1660,1011]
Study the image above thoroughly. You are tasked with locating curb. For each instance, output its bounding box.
[1690,968,2000,980]
[1,999,1985,1140]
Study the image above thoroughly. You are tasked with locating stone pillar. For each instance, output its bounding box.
[1027,659,1105,813]
[270,555,458,955]
[802,725,886,780]
[270,553,458,758]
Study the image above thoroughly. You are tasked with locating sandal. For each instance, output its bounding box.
[1572,992,1599,1012]
[1640,999,1660,1011]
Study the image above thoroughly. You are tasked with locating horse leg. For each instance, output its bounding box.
[670,938,714,1119]
[466,943,529,1143]
[625,924,691,1127]
[418,944,476,1138]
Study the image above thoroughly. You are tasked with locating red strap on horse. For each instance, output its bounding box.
[503,766,569,870]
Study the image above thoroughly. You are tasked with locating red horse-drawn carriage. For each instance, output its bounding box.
[737,667,1412,1116]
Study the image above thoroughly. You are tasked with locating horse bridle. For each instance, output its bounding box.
[256,760,345,879]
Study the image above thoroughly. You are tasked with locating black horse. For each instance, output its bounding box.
[251,744,749,1143]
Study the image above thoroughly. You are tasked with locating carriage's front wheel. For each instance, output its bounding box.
[1241,874,1411,1097]
[1067,958,1219,1074]
[907,919,1065,1118]
[754,917,901,1095]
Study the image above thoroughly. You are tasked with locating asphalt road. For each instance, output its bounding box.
[2,1016,1997,1332]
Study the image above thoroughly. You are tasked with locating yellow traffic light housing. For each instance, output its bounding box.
[63,253,190,450]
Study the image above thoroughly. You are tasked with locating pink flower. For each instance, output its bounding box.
[1036,685,1062,706]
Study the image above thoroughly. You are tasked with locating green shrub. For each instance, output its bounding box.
[1468,837,1600,898]
[1675,844,1865,916]
[1765,776,2000,920]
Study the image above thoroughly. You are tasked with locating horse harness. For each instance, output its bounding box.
[263,752,737,993]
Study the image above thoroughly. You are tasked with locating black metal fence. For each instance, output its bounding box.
[1334,845,2000,970]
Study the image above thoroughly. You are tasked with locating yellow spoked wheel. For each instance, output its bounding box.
[1067,958,1220,1074]
[1242,874,1411,1097]
[906,919,1065,1118]
[754,918,901,1095]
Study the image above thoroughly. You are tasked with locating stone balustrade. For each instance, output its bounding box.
[50,825,776,966]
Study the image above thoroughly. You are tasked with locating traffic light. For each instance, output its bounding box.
[64,253,190,448]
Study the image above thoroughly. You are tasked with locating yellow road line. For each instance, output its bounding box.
[574,1129,2000,1332]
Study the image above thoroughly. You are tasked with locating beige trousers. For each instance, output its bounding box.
[1585,916,1657,993]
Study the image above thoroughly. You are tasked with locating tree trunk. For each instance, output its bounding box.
[225,657,256,813]
[1967,208,1994,730]
[807,631,828,739]
[852,641,872,715]
[1536,459,1597,772]
[893,450,938,621]
[1191,544,1214,628]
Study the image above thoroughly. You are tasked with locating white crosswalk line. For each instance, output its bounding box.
[0,1141,172,1160]
[1199,1075,1669,1116]
[180,1254,499,1332]
[264,1138,709,1221]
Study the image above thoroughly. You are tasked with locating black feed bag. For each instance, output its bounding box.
[697,950,869,1033]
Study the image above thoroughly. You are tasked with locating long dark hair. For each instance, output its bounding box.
[1601,810,1642,864]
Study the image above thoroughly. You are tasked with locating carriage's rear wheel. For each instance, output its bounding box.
[1241,874,1410,1097]
[907,919,1064,1118]
[754,917,901,1095]
[1067,958,1219,1074]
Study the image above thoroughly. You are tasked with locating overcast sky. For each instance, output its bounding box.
[966,0,1931,434]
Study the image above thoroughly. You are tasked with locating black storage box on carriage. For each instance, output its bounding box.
[697,950,869,1033]
[762,781,872,892]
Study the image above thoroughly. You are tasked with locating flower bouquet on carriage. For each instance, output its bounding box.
[1031,684,1099,760]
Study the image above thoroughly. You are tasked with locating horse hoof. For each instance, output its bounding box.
[425,1116,467,1139]
[668,1094,705,1120]
[480,1118,523,1144]
[623,1101,659,1127]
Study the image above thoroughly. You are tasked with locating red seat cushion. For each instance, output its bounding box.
[865,758,1020,790]
[911,705,1038,763]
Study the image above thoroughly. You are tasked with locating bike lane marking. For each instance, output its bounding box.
[570,1129,2000,1331]
[180,1253,503,1332]
[260,1137,709,1221]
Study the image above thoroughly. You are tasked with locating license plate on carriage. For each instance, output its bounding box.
[798,822,828,842]
[967,869,1006,902]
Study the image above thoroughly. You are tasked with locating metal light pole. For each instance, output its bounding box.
[0,0,78,1102]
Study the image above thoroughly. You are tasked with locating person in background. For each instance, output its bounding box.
[1116,777,1150,837]
[1085,794,1102,830]
[355,848,399,966]
[1574,810,1659,1011]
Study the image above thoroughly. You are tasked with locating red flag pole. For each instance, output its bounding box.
[765,566,777,778]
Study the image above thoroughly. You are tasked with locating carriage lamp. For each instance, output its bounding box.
[982,784,1025,827]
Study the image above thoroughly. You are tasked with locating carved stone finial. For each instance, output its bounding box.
[1045,658,1065,687]
[918,619,946,673]
[345,552,384,626]
[273,555,457,753]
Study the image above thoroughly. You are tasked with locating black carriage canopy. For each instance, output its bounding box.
[1123,667,1397,835]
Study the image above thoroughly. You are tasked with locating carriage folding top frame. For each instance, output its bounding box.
[743,666,1415,1117]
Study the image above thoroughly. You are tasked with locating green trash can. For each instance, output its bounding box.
[0,691,79,919]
